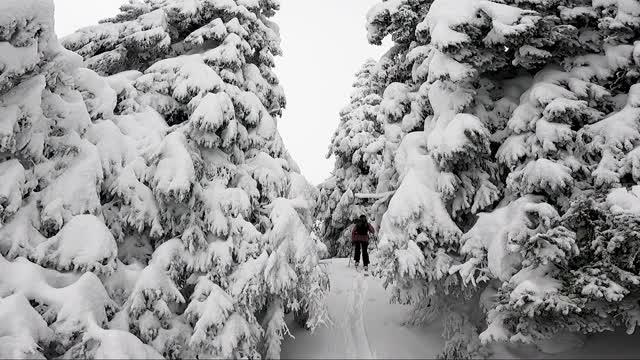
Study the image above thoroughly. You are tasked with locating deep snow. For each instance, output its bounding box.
[282,258,640,359]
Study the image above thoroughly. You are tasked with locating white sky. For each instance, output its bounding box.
[54,0,391,185]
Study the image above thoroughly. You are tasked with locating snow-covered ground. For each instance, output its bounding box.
[282,258,444,359]
[283,258,640,359]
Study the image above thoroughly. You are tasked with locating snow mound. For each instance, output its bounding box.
[34,214,118,274]
[65,315,162,359]
[150,132,196,202]
[245,152,289,199]
[39,139,104,230]
[507,159,574,195]
[0,159,26,219]
[607,186,640,215]
[423,0,536,50]
[185,277,235,349]
[0,0,57,91]
[381,132,462,247]
[0,293,53,359]
[454,196,559,284]
[190,92,234,133]
[0,255,116,347]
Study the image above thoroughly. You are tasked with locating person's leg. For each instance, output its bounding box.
[354,242,361,265]
[363,242,369,268]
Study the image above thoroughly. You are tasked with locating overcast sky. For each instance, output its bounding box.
[54,0,390,185]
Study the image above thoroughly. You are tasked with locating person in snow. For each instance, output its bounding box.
[352,215,375,270]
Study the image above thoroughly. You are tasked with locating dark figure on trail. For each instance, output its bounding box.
[352,215,375,271]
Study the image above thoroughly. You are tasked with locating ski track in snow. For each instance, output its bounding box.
[281,258,444,359]
[344,271,374,359]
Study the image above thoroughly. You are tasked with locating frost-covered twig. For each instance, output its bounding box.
[354,190,395,199]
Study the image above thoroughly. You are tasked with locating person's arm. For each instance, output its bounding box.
[369,223,375,234]
[351,226,356,240]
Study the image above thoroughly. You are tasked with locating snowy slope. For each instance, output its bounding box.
[282,258,640,359]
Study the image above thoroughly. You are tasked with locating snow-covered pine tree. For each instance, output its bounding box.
[0,0,329,358]
[317,59,386,257]
[0,0,161,357]
[450,0,640,352]
[363,0,560,356]
[363,0,639,356]
[67,1,330,358]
